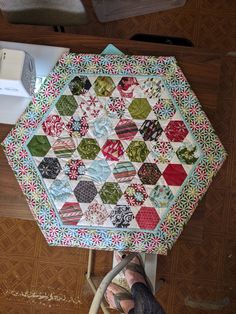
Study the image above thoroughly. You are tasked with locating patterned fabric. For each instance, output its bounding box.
[176,143,199,165]
[2,52,227,255]
[153,99,176,120]
[94,76,115,96]
[151,141,174,163]
[87,160,111,183]
[100,182,122,204]
[141,78,162,99]
[84,202,108,225]
[56,95,78,116]
[138,163,161,185]
[105,97,126,118]
[124,184,148,206]
[49,179,73,202]
[66,114,88,137]
[115,119,138,140]
[113,161,136,183]
[110,205,134,228]
[165,120,188,142]
[162,164,187,186]
[42,115,64,137]
[128,98,151,119]
[28,135,51,157]
[74,181,97,203]
[69,76,91,95]
[150,185,174,208]
[38,157,61,179]
[79,95,104,119]
[117,77,139,98]
[102,139,124,161]
[64,159,86,180]
[139,120,163,141]
[136,207,160,230]
[126,141,149,162]
[92,117,113,138]
[77,138,100,160]
[52,137,76,158]
[59,202,83,225]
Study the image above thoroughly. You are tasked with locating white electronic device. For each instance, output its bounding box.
[0,48,36,97]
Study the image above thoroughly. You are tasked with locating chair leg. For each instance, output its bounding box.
[85,250,109,314]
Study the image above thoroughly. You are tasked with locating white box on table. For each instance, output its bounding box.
[0,48,35,97]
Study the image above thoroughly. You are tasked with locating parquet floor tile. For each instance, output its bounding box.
[0,218,38,258]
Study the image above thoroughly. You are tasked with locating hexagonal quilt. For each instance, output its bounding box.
[2,52,226,255]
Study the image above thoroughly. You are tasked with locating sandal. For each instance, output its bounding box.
[105,283,133,313]
[118,252,154,293]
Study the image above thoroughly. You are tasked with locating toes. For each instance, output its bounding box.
[105,289,115,308]
[114,251,122,263]
[109,282,121,294]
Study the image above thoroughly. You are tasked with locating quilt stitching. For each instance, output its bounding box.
[2,53,227,254]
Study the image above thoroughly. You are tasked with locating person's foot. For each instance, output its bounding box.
[115,252,147,289]
[105,282,134,314]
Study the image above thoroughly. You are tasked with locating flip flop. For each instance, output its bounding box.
[117,252,154,293]
[105,283,133,313]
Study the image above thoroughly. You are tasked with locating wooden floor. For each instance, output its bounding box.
[0,1,236,313]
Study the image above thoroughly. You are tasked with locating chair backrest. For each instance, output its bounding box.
[0,0,88,25]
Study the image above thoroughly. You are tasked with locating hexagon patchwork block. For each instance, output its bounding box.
[126,141,149,162]
[52,137,76,158]
[140,77,162,99]
[128,98,151,119]
[138,163,161,185]
[66,114,89,137]
[162,164,187,186]
[136,207,160,230]
[49,179,73,202]
[151,141,174,163]
[150,185,174,208]
[87,160,111,183]
[124,183,148,206]
[27,135,51,157]
[115,119,138,140]
[59,202,83,225]
[56,95,78,116]
[64,159,86,180]
[94,76,115,97]
[99,182,122,204]
[42,115,64,137]
[74,181,97,203]
[92,117,113,139]
[176,143,199,165]
[84,202,108,225]
[165,120,188,142]
[77,138,100,160]
[139,120,163,141]
[113,161,136,183]
[102,139,124,161]
[69,76,91,95]
[79,95,104,119]
[38,157,61,179]
[110,205,134,228]
[117,77,139,98]
[104,97,126,118]
[153,99,176,120]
